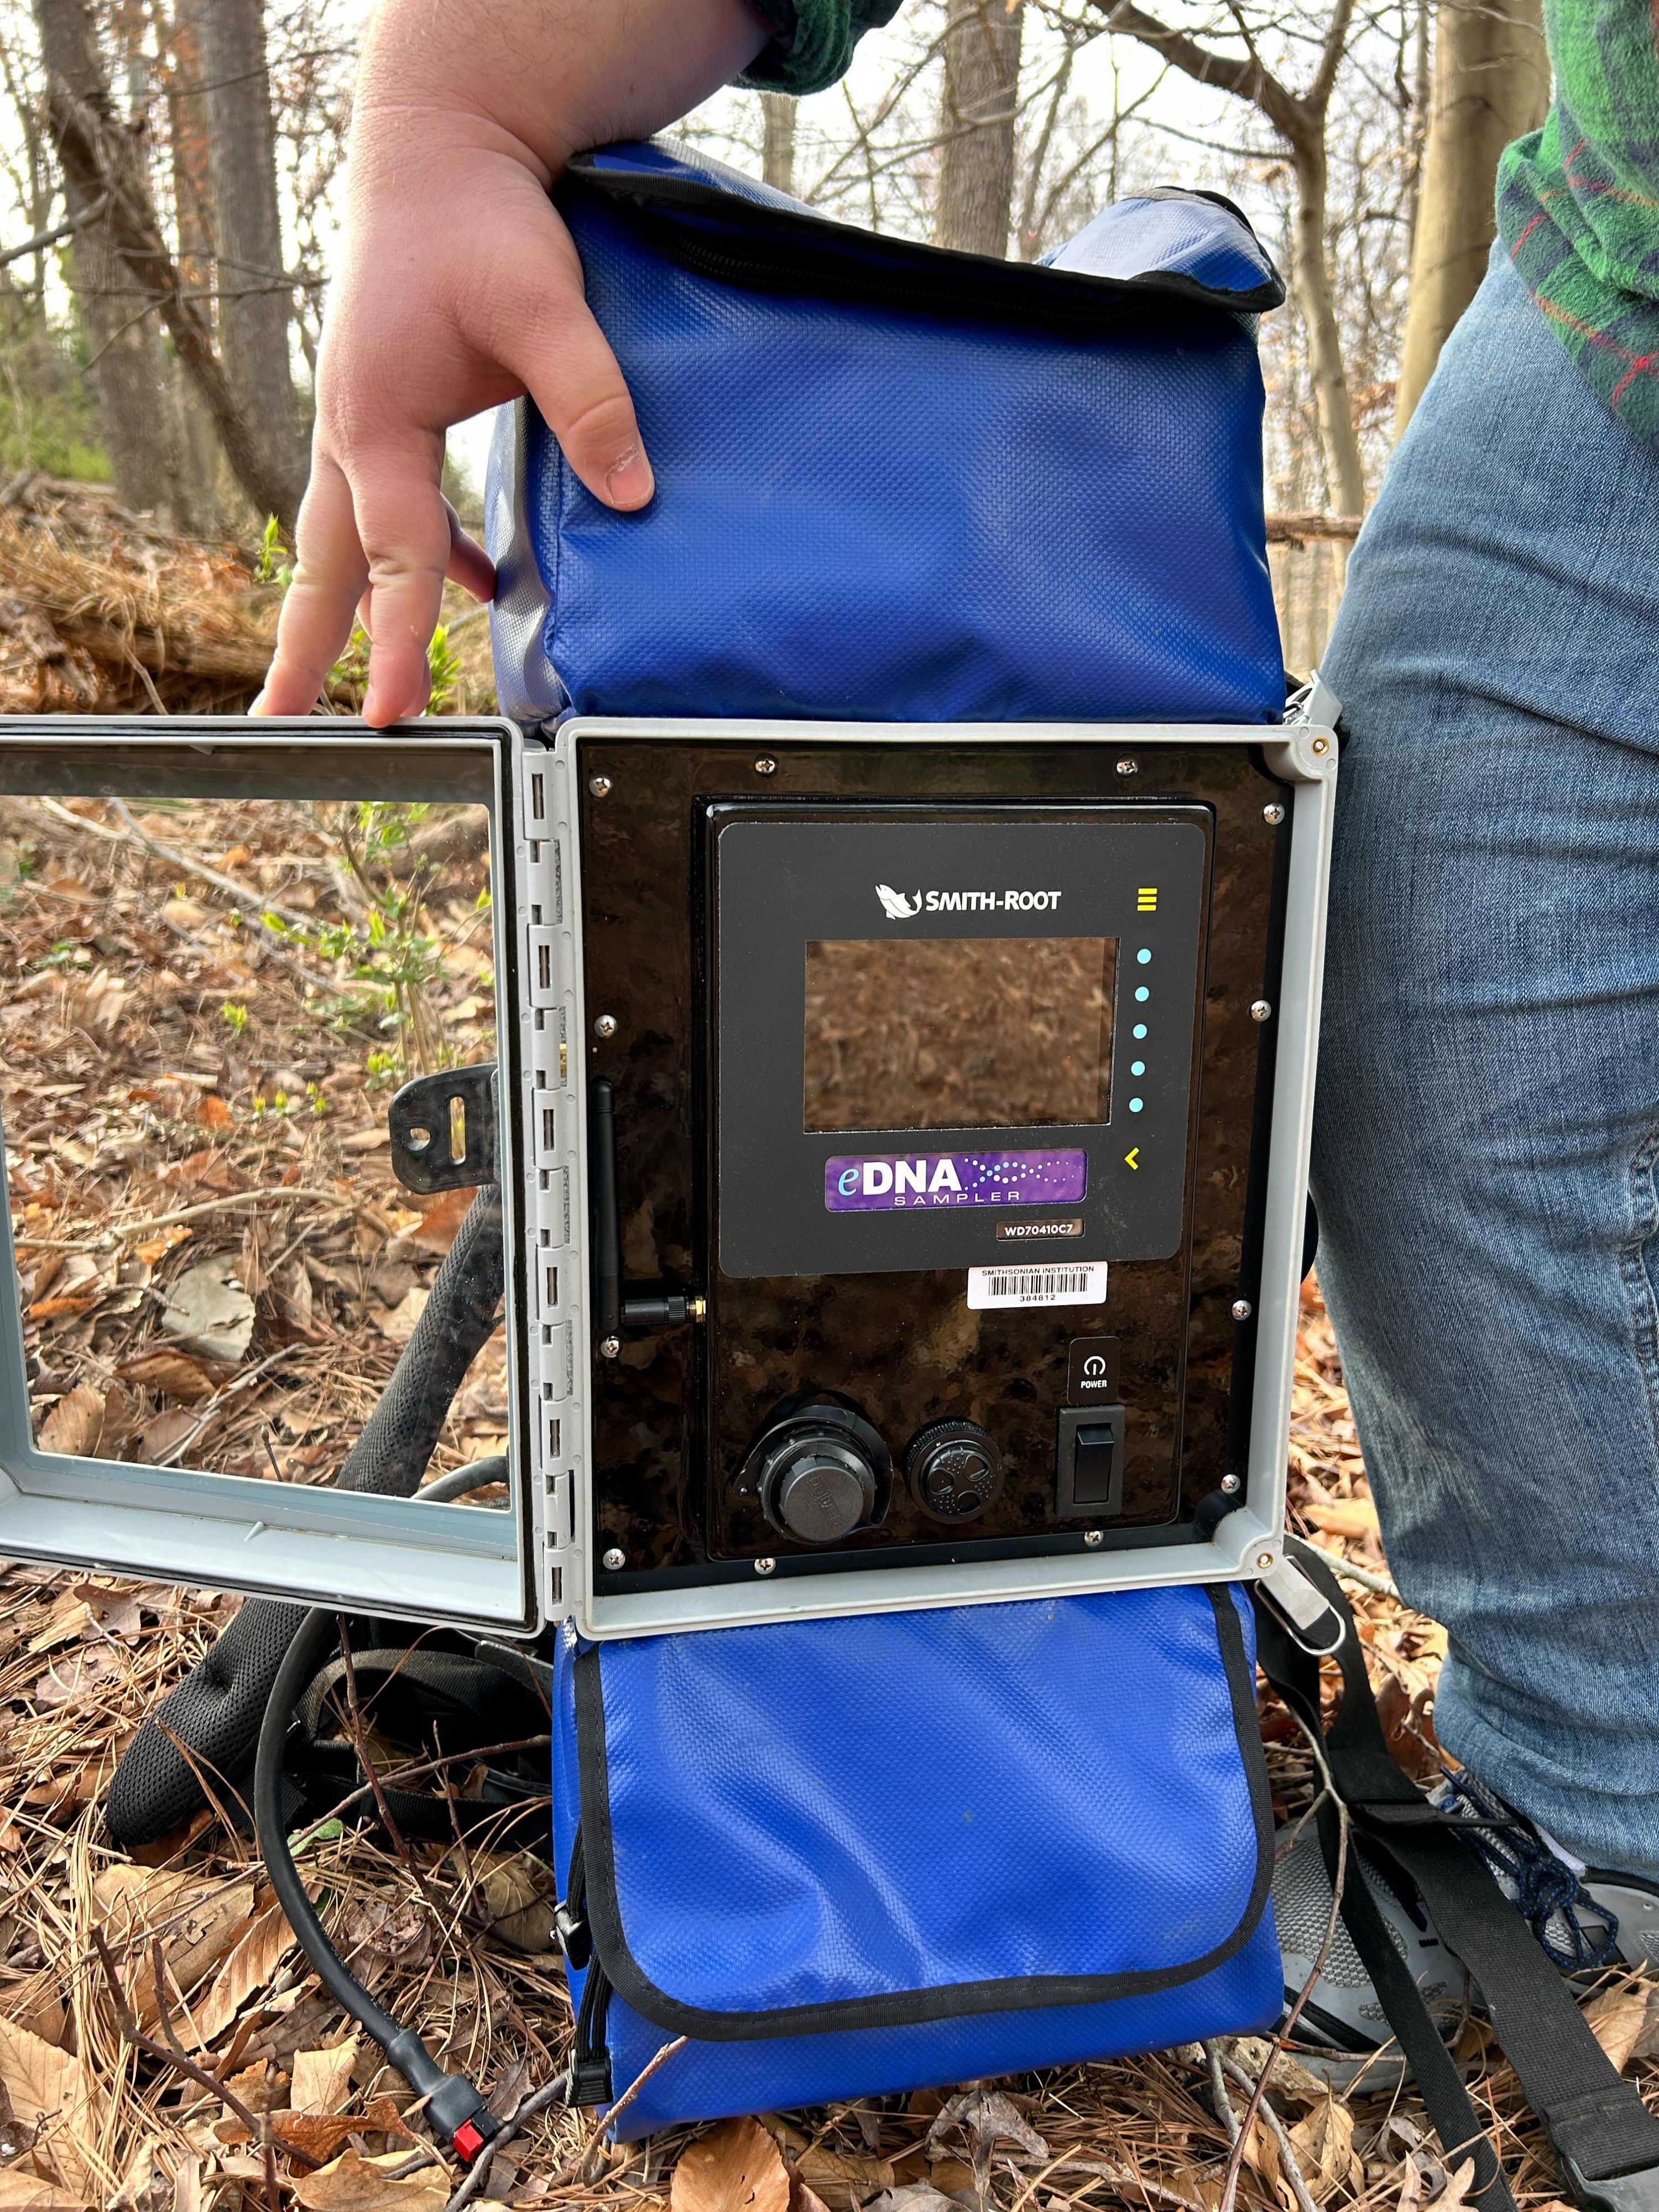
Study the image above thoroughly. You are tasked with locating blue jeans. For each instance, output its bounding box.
[1314,248,1659,1880]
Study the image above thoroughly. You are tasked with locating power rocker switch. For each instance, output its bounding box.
[1055,1405,1127,1519]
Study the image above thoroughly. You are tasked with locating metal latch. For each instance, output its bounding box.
[388,1063,498,1193]
[1255,1552,1346,1657]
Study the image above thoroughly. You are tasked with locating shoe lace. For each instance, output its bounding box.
[1438,1770,1620,1970]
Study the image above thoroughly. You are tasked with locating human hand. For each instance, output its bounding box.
[257,0,766,726]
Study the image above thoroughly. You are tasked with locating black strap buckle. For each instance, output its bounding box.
[1559,2157,1659,2212]
[555,1899,592,1970]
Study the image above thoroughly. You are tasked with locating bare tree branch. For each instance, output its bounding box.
[0,189,105,266]
[41,75,298,530]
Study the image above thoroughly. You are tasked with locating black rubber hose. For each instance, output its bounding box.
[418,1454,508,1504]
[107,1188,506,1847]
[255,1609,498,2161]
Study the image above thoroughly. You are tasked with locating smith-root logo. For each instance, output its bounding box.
[875,884,922,919]
[876,883,1061,919]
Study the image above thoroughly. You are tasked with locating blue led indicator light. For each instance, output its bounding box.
[1131,1060,1146,1077]
[1135,986,1150,1002]
[1136,948,1152,965]
[1133,1022,1147,1039]
[1129,1097,1145,1113]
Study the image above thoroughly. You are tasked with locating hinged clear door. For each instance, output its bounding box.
[0,717,545,1635]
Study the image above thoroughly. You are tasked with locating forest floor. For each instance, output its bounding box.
[0,483,1654,2212]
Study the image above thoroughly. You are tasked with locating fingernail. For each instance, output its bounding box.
[248,687,269,716]
[605,450,654,509]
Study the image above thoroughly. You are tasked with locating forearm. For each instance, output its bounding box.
[261,0,770,726]
[353,0,767,183]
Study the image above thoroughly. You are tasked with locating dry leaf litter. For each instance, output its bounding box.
[0,506,1653,2208]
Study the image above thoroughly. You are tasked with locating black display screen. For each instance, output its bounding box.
[802,935,1117,1133]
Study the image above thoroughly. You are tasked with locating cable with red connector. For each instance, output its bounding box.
[254,1608,518,2164]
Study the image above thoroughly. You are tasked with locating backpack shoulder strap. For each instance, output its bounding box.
[1254,1542,1659,2212]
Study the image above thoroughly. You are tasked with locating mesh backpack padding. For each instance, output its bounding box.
[106,1190,506,1848]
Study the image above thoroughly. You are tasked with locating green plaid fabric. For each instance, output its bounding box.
[739,0,902,95]
[1499,0,1659,441]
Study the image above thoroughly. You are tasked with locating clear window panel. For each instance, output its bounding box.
[803,935,1117,1133]
[1,790,512,1511]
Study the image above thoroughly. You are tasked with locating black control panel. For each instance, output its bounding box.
[578,737,1289,1593]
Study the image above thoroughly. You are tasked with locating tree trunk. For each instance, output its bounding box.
[160,0,225,531]
[1288,133,1366,517]
[1395,0,1548,431]
[761,92,796,195]
[192,0,306,520]
[936,0,1024,257]
[32,0,184,521]
[44,75,301,531]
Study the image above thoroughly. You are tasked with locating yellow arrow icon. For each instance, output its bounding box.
[1124,1147,1140,1170]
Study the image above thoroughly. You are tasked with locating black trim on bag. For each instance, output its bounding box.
[572,1587,1275,2043]
[560,161,1286,335]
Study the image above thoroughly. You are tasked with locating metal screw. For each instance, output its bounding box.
[598,1334,620,1359]
[1311,735,1331,755]
[1232,1298,1253,1321]
[1262,802,1285,826]
[1221,1474,1241,1494]
[588,775,612,798]
[754,757,777,775]
[1256,1551,1276,1571]
[1115,757,1139,777]
[1249,999,1272,1024]
[593,1013,618,1039]
[1083,1529,1104,1547]
[754,1556,776,1577]
[601,1547,626,1572]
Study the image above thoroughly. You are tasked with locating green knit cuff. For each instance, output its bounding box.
[738,0,904,96]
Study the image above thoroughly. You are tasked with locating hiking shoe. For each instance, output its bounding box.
[1271,1773,1659,2085]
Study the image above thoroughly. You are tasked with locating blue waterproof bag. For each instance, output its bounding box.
[553,1589,1280,2136]
[492,142,1290,2131]
[487,140,1286,726]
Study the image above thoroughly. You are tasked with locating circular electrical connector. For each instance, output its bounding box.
[745,1401,890,1546]
[904,1420,1003,1524]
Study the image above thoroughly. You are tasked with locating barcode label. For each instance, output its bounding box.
[967,1262,1109,1311]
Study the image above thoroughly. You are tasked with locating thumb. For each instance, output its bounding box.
[504,284,654,512]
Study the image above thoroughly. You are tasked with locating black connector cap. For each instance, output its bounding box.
[568,2056,613,2106]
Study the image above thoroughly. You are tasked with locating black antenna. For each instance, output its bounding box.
[589,1076,624,1346]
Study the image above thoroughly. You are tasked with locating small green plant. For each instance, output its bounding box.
[328,624,371,698]
[33,940,90,972]
[265,801,458,1074]
[255,517,294,589]
[221,1001,249,1037]
[306,1082,330,1118]
[427,623,460,713]
[363,1048,401,1090]
[322,623,460,711]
